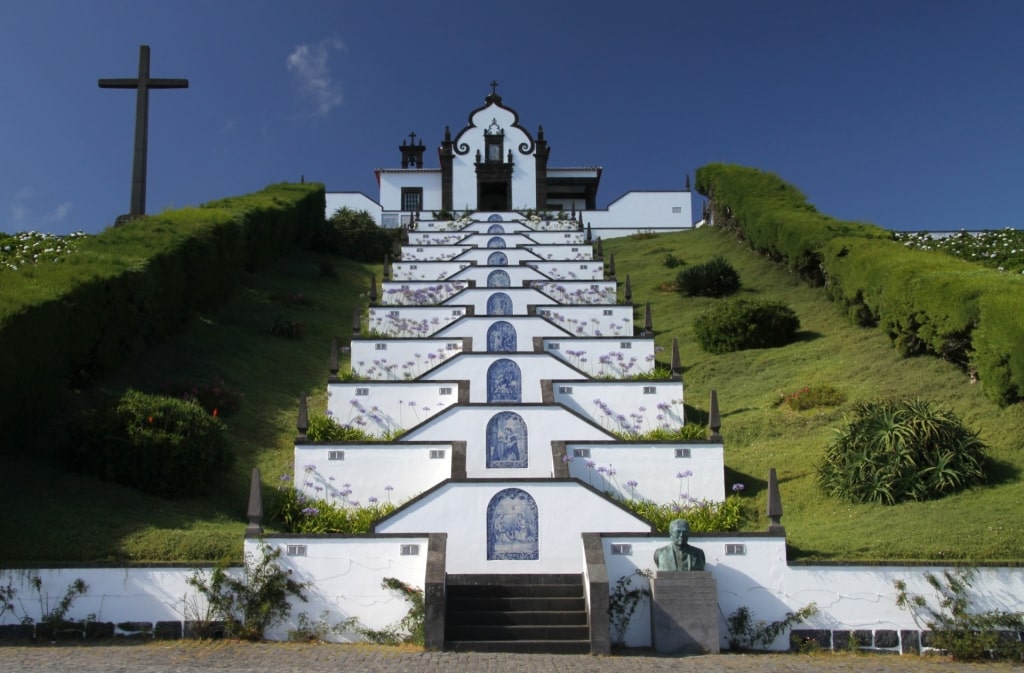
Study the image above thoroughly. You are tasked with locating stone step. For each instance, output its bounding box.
[446,609,587,626]
[447,595,586,612]
[447,583,583,599]
[445,639,591,654]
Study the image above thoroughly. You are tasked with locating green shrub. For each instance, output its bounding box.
[621,494,749,533]
[662,253,685,269]
[273,486,397,534]
[311,207,399,263]
[68,389,232,498]
[779,385,845,411]
[694,298,800,354]
[817,399,986,505]
[187,542,307,641]
[675,256,740,297]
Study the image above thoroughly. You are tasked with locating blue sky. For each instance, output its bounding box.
[2,0,1021,236]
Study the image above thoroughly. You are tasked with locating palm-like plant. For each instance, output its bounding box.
[817,399,986,505]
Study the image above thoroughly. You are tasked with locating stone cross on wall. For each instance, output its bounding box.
[99,45,188,218]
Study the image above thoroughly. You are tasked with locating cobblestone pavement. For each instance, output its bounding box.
[0,643,1020,673]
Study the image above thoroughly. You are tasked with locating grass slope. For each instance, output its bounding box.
[2,228,1022,565]
[608,227,1024,562]
[0,251,373,565]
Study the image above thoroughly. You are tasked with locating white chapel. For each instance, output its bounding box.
[327,84,695,238]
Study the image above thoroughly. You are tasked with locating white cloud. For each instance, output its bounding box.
[286,37,345,117]
[45,202,72,223]
[14,186,35,201]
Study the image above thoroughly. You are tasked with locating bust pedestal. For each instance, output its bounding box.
[650,570,720,654]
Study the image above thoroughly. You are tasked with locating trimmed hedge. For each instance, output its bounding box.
[676,256,741,297]
[0,182,325,447]
[696,162,1024,406]
[695,163,890,283]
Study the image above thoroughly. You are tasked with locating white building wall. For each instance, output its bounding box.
[400,406,615,479]
[380,281,469,305]
[526,244,594,261]
[583,191,695,239]
[420,353,586,403]
[542,337,656,377]
[537,304,635,337]
[399,246,471,262]
[255,536,431,642]
[378,171,443,212]
[530,280,617,305]
[390,261,472,281]
[367,306,467,337]
[326,381,459,435]
[553,381,685,434]
[294,443,452,504]
[441,288,552,315]
[454,248,542,266]
[349,338,463,379]
[450,265,547,288]
[526,260,604,280]
[566,442,724,504]
[376,482,649,574]
[434,316,572,350]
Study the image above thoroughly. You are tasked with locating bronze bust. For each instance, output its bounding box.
[654,519,706,571]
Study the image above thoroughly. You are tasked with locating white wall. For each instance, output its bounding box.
[530,280,617,305]
[553,380,685,433]
[294,443,452,504]
[526,244,594,261]
[380,281,469,305]
[583,191,694,239]
[401,405,615,479]
[399,246,471,262]
[434,316,572,349]
[349,337,464,379]
[526,260,604,280]
[376,481,651,574]
[326,381,459,434]
[441,287,552,315]
[367,306,467,337]
[390,261,472,281]
[253,536,430,642]
[565,441,724,504]
[378,170,443,212]
[449,264,547,288]
[420,353,586,403]
[453,247,542,266]
[542,337,656,377]
[522,231,587,245]
[537,304,636,337]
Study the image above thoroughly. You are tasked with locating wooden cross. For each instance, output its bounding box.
[99,45,188,217]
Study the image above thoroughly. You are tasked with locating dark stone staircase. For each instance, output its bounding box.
[445,574,590,653]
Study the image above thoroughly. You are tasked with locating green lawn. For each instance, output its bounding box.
[2,227,1021,565]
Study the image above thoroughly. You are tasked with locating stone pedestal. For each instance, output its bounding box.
[650,570,720,654]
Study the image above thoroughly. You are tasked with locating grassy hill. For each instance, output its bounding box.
[2,226,1021,565]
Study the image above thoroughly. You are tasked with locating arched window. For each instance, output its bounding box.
[486,269,511,288]
[486,321,517,352]
[487,488,538,560]
[486,410,528,468]
[486,292,514,315]
[487,358,521,403]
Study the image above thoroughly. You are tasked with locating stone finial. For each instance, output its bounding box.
[624,274,632,303]
[245,467,264,537]
[596,237,603,258]
[572,203,576,218]
[685,174,691,191]
[643,302,653,336]
[709,389,722,441]
[297,393,309,440]
[329,337,339,376]
[586,222,592,242]
[352,306,361,334]
[608,253,616,278]
[383,252,391,279]
[444,125,451,141]
[671,337,681,380]
[767,467,785,534]
[369,274,377,302]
